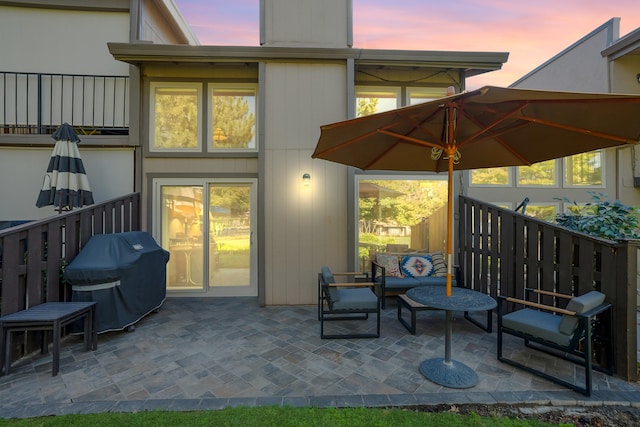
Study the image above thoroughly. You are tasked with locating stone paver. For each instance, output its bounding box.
[0,297,638,419]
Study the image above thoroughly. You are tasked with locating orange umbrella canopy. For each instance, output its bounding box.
[312,86,640,295]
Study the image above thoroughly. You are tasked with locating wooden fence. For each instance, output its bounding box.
[458,195,638,381]
[0,193,140,362]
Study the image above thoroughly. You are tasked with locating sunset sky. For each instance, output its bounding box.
[174,0,640,88]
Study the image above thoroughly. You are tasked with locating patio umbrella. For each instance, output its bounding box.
[312,85,640,296]
[36,123,94,212]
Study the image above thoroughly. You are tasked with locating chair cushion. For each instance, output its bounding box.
[333,288,378,310]
[558,291,605,335]
[400,255,434,277]
[320,266,339,303]
[502,308,571,347]
[376,253,403,277]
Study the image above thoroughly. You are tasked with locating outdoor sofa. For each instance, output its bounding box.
[371,251,457,308]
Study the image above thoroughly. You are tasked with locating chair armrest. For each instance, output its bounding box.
[502,296,576,316]
[579,302,612,319]
[329,282,376,288]
[528,288,573,300]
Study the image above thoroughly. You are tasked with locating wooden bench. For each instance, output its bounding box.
[0,302,97,377]
[397,293,494,334]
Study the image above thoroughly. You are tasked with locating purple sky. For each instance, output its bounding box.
[174,0,640,88]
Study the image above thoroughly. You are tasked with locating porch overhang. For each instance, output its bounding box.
[107,42,509,77]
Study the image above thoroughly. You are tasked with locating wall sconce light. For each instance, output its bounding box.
[637,73,640,84]
[302,173,311,186]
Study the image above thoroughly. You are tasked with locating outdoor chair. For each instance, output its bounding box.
[497,288,613,396]
[318,266,381,339]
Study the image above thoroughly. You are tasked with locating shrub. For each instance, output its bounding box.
[555,191,640,240]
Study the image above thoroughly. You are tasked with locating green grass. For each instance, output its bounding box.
[0,407,558,426]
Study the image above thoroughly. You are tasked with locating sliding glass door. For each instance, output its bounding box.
[154,178,257,296]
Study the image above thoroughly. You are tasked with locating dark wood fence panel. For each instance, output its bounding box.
[458,195,638,381]
[0,193,141,363]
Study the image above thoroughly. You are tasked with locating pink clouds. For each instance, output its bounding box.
[174,0,640,87]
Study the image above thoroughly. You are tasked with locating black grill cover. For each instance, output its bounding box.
[65,231,169,333]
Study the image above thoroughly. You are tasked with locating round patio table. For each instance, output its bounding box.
[406,286,497,389]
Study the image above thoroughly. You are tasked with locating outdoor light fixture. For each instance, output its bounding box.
[302,173,311,185]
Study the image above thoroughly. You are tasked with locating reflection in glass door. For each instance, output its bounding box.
[156,179,257,296]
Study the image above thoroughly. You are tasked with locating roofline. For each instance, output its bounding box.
[0,0,129,12]
[601,26,640,60]
[156,0,199,45]
[107,43,509,76]
[511,18,620,87]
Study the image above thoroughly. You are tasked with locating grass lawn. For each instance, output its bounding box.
[0,407,557,426]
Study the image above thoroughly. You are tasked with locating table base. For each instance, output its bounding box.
[419,357,478,389]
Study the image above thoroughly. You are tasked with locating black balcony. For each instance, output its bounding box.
[1,71,129,136]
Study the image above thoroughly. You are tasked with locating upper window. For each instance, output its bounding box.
[355,87,400,117]
[150,82,202,152]
[469,167,511,186]
[209,84,257,151]
[564,151,603,187]
[407,87,449,105]
[517,159,558,187]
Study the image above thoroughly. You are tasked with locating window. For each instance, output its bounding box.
[469,168,511,186]
[209,85,257,151]
[523,203,558,222]
[355,87,400,116]
[356,177,449,270]
[407,87,449,105]
[150,82,202,152]
[517,160,557,187]
[564,150,603,187]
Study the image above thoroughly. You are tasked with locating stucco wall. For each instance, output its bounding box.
[261,0,351,48]
[0,147,134,221]
[263,62,349,305]
[0,5,129,75]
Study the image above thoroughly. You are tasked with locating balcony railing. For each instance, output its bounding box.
[0,71,129,135]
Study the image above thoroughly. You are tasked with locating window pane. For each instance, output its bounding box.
[564,151,603,186]
[470,168,510,186]
[211,87,256,149]
[153,86,200,150]
[356,88,399,116]
[357,178,448,271]
[524,204,557,222]
[517,160,556,186]
[408,87,449,105]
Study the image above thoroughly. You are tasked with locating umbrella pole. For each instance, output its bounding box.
[446,152,453,297]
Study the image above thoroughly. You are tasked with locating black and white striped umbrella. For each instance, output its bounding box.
[36,123,94,211]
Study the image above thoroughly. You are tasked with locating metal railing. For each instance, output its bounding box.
[0,71,129,135]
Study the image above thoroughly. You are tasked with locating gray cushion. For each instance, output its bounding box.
[502,308,571,347]
[320,266,339,303]
[333,288,378,310]
[558,291,605,335]
[377,275,456,290]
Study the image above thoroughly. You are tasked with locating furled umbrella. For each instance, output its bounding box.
[312,85,640,387]
[36,123,94,212]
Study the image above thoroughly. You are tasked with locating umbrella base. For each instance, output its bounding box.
[419,357,478,389]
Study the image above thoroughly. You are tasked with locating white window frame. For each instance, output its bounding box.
[468,167,513,188]
[355,86,401,116]
[563,150,606,189]
[207,83,258,153]
[516,159,560,188]
[149,82,203,153]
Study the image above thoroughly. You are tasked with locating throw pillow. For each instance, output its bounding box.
[400,255,434,277]
[375,253,403,277]
[429,251,448,277]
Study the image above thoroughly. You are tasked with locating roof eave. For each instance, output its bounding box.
[107,43,508,75]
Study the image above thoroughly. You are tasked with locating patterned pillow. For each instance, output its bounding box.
[375,253,403,277]
[429,251,448,277]
[400,255,434,277]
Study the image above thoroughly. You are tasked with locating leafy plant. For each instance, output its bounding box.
[555,192,640,240]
